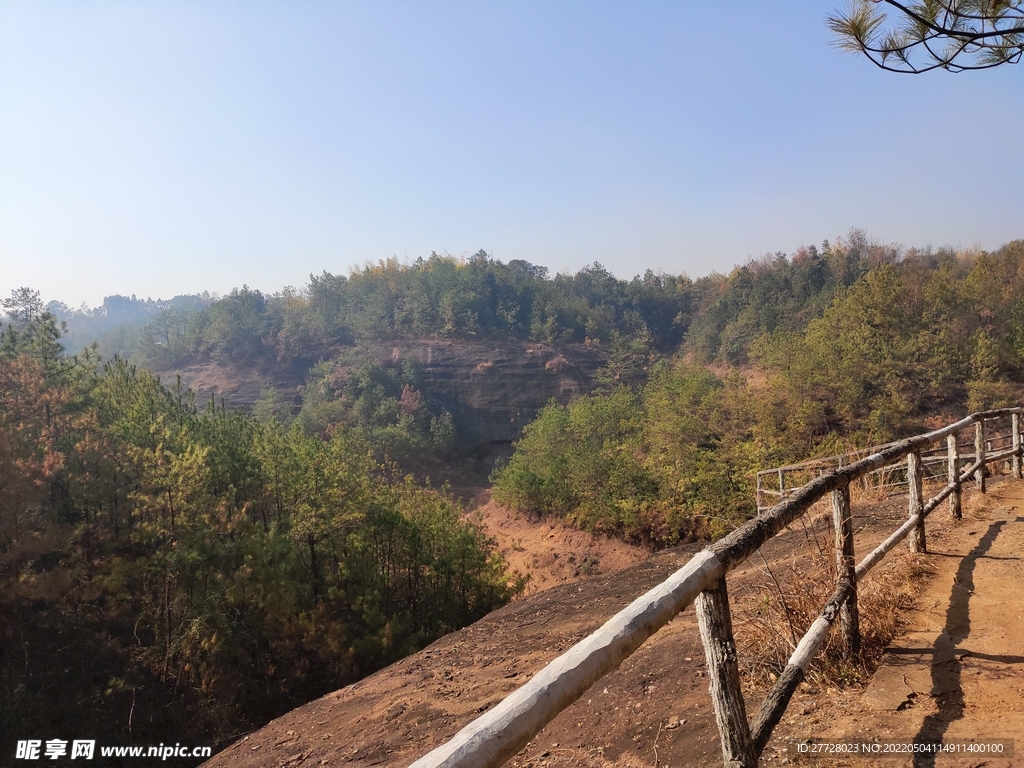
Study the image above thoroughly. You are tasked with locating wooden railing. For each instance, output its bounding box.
[756,417,1020,509]
[408,408,1023,768]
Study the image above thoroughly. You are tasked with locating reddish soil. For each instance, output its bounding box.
[206,475,1020,768]
[469,492,649,597]
[204,543,716,768]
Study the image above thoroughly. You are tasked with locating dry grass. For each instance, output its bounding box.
[734,464,1003,692]
[731,479,999,713]
[732,508,935,690]
[544,354,570,372]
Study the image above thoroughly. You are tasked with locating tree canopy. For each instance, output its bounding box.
[0,313,522,752]
[829,0,1024,72]
[494,240,1024,545]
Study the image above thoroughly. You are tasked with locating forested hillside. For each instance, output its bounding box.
[0,312,521,754]
[48,231,938,468]
[59,233,896,371]
[493,238,1024,544]
[35,232,1024,548]
[5,232,1024,758]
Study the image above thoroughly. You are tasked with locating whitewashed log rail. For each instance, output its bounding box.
[408,408,1023,768]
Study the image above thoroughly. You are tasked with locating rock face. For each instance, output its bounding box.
[374,339,605,445]
[160,339,607,447]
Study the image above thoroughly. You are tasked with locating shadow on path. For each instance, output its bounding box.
[910,519,1017,768]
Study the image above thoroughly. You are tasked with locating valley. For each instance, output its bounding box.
[7,240,1024,765]
[208,475,1024,768]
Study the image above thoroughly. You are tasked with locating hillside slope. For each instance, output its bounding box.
[160,338,606,447]
[203,485,956,768]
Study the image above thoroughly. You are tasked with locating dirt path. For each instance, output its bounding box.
[771,481,1024,767]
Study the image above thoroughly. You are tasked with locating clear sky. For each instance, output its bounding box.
[1,1,1022,308]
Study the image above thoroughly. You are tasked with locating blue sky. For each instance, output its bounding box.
[1,1,1022,308]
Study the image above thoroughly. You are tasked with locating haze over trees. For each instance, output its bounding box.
[46,292,218,362]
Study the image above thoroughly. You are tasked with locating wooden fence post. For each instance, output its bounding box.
[908,450,925,553]
[831,483,859,656]
[947,434,961,520]
[696,579,756,768]
[1013,413,1021,480]
[975,419,986,493]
